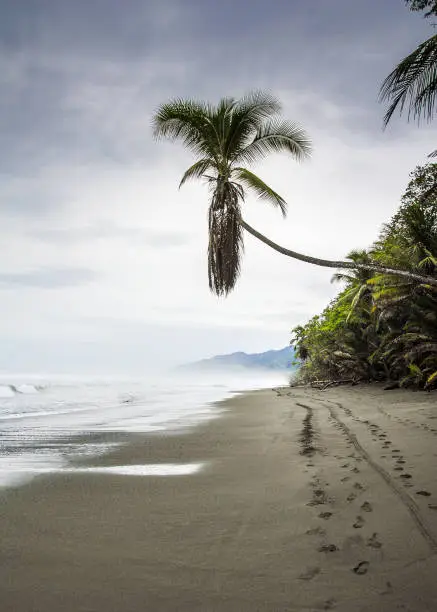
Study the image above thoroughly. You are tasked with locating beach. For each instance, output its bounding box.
[2,385,437,611]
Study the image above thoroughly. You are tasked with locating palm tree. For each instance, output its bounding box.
[153,91,437,294]
[153,91,311,295]
[331,250,375,320]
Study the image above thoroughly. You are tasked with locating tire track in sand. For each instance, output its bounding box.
[326,402,437,553]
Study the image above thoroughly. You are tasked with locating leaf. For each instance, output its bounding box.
[179,159,213,188]
[426,370,437,385]
[379,33,437,125]
[234,119,312,164]
[233,167,288,216]
[152,98,220,160]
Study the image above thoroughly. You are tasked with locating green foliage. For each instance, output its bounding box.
[379,33,437,125]
[406,0,437,17]
[292,163,437,390]
[380,3,437,125]
[153,91,311,296]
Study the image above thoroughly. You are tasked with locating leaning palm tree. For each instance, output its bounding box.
[153,91,311,295]
[153,91,437,294]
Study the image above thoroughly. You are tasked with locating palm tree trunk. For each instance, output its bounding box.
[240,218,437,287]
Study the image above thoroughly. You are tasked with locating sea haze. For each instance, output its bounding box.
[0,369,288,488]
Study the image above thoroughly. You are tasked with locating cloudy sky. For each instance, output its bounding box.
[1,0,436,374]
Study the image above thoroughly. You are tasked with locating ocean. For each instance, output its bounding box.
[0,369,288,488]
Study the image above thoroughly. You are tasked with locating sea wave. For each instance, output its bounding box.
[0,383,41,397]
[0,369,288,488]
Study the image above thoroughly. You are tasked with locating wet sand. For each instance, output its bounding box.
[2,385,437,611]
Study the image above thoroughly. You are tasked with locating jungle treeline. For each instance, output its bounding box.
[291,164,437,390]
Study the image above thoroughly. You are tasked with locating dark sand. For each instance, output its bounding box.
[2,386,437,611]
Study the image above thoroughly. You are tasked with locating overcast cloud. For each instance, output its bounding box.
[1,0,436,374]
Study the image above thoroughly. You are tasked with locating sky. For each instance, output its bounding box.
[1,0,437,374]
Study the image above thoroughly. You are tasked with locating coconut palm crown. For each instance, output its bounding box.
[152,91,311,296]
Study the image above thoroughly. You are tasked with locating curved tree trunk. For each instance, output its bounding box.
[240,218,437,287]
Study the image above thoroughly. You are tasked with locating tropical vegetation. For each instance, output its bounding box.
[292,164,437,389]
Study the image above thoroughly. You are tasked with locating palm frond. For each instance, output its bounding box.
[152,99,220,160]
[224,91,282,158]
[406,1,437,19]
[346,249,372,263]
[233,167,287,216]
[346,285,369,321]
[331,272,356,284]
[179,159,213,188]
[426,369,437,386]
[406,341,437,359]
[379,34,437,125]
[234,119,312,164]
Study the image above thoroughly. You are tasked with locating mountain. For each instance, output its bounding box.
[182,346,296,371]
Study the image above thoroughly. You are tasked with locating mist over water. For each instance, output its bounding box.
[0,368,288,488]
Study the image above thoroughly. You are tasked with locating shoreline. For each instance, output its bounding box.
[0,373,286,489]
[2,385,437,611]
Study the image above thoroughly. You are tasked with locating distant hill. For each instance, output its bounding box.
[182,346,296,371]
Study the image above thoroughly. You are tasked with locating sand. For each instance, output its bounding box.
[2,385,437,611]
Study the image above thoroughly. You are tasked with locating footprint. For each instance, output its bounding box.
[318,544,338,553]
[299,566,321,581]
[308,489,328,506]
[400,473,412,479]
[397,459,406,464]
[367,533,382,549]
[428,504,437,510]
[353,515,365,529]
[340,476,351,482]
[361,501,373,513]
[353,561,369,575]
[319,512,333,520]
[353,482,364,490]
[322,599,337,610]
[381,581,393,595]
[347,493,357,502]
[306,527,326,536]
[416,490,431,497]
[394,467,404,471]
[340,463,350,468]
[351,467,360,474]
